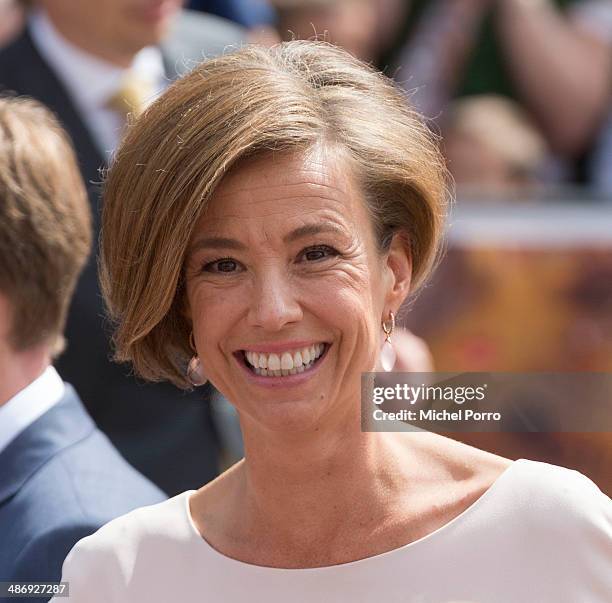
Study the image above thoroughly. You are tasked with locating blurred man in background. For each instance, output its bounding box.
[272,0,383,62]
[0,1,246,495]
[0,97,164,586]
[190,0,275,26]
[189,0,280,44]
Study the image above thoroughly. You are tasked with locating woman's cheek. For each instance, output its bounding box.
[190,285,243,360]
[191,278,244,312]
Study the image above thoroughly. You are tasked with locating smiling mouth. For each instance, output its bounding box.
[241,343,328,377]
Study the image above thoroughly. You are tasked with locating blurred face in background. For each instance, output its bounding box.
[0,0,24,48]
[39,0,184,66]
[276,0,380,62]
[442,96,548,197]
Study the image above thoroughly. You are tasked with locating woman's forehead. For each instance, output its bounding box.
[201,151,365,223]
[188,151,378,253]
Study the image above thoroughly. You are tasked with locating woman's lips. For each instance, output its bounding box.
[234,344,330,387]
[245,343,325,373]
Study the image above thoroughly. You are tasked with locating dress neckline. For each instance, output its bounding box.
[182,458,527,572]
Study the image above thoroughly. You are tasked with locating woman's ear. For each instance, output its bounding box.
[384,232,412,310]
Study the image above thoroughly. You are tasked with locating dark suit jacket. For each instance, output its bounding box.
[0,12,246,495]
[0,385,165,600]
[188,0,276,27]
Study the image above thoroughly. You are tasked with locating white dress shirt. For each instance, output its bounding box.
[0,366,65,455]
[28,10,166,159]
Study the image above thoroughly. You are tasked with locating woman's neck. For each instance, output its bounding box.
[190,421,499,567]
[235,423,414,548]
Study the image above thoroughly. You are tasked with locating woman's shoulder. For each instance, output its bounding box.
[489,458,611,546]
[53,492,195,602]
[429,435,610,526]
[483,459,612,596]
[426,435,610,541]
[503,458,610,510]
[512,458,610,510]
[76,489,194,548]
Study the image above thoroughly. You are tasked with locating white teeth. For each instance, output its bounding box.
[268,354,281,371]
[280,352,293,370]
[244,344,327,377]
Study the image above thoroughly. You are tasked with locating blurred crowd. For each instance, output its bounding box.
[1,2,611,590]
[0,0,611,501]
[1,0,612,200]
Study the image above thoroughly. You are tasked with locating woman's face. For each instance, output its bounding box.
[184,148,410,432]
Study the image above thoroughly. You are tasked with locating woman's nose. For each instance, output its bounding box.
[247,271,303,331]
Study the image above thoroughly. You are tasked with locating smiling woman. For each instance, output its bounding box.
[180,145,418,432]
[53,41,612,603]
[100,42,447,391]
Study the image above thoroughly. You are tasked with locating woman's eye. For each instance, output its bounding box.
[203,258,240,273]
[299,245,339,262]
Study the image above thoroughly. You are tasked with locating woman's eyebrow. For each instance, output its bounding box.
[189,236,246,252]
[190,224,346,253]
[283,223,346,243]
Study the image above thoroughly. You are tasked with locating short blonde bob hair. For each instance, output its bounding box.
[101,41,449,389]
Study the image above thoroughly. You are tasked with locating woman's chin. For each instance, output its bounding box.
[242,396,332,434]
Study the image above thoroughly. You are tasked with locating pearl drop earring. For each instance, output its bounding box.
[380,311,396,372]
[186,331,207,387]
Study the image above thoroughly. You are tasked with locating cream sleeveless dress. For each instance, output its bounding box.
[52,459,612,602]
